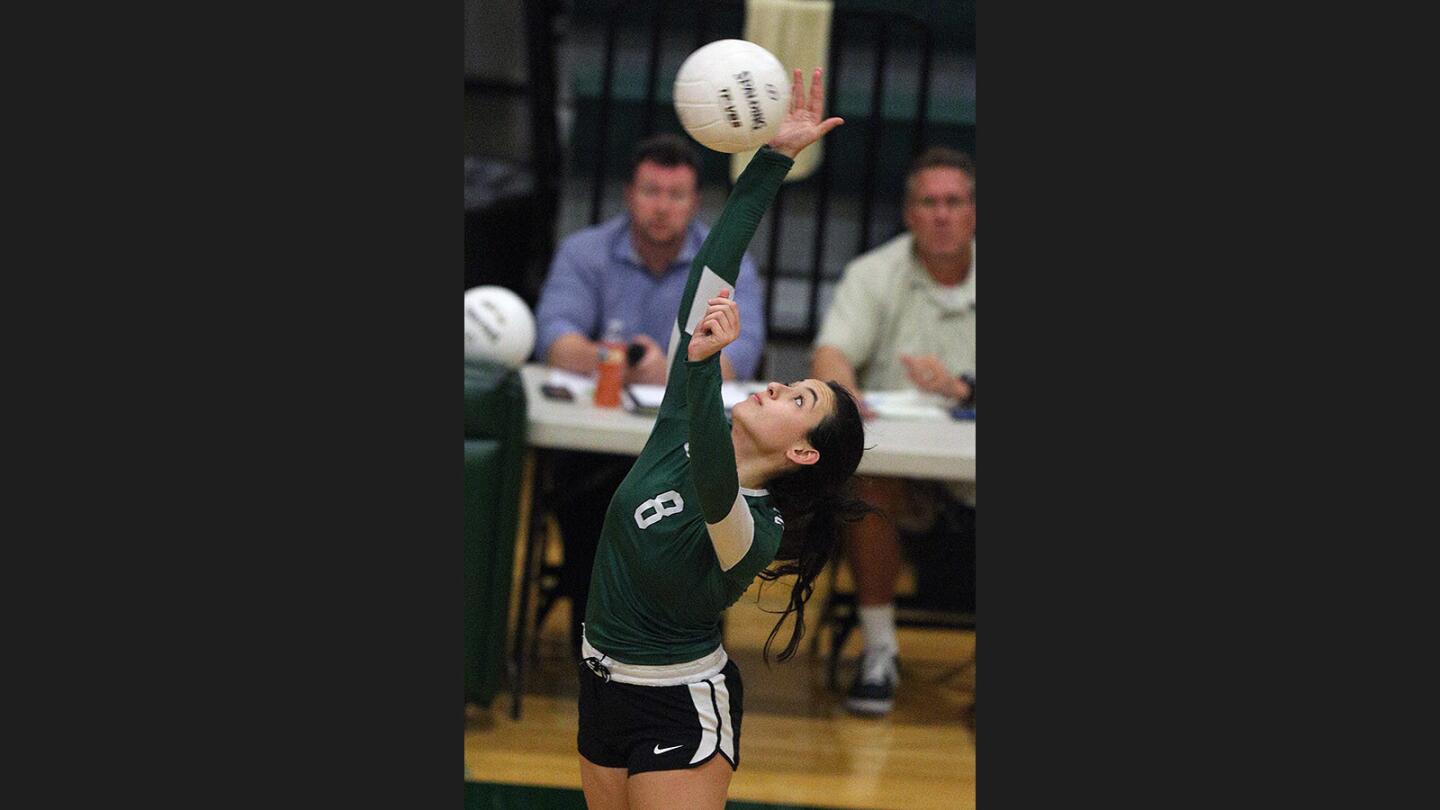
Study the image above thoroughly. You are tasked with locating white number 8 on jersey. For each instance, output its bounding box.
[634,490,685,529]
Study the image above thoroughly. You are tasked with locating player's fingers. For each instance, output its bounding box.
[809,67,824,114]
[717,300,739,326]
[703,312,728,340]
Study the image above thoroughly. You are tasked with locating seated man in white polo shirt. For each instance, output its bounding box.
[811,146,976,716]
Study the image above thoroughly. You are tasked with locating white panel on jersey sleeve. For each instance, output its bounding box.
[706,491,756,572]
[665,320,682,374]
[683,266,733,336]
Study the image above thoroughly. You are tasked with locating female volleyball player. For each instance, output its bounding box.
[576,68,868,810]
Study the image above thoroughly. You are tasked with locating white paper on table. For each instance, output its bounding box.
[546,368,595,398]
[862,389,953,420]
[625,381,766,413]
[626,384,665,410]
[722,382,767,411]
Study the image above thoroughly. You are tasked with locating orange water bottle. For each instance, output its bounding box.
[593,319,625,408]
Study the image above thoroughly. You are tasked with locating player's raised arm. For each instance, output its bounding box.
[658,68,844,421]
[683,69,843,562]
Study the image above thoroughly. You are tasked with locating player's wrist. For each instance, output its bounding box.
[759,144,798,164]
[685,348,721,366]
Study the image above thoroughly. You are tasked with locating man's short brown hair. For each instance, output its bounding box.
[905,147,975,203]
[627,133,704,185]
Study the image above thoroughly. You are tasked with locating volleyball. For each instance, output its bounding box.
[673,39,790,154]
[464,285,536,369]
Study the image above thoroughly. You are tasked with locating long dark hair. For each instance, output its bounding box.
[756,381,873,663]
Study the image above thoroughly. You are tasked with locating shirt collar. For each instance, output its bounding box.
[907,238,976,287]
[903,237,976,312]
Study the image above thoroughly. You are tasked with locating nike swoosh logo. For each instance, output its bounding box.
[653,744,683,754]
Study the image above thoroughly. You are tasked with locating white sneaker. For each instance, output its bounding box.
[845,650,899,716]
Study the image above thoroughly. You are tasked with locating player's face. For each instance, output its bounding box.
[626,161,700,248]
[904,167,975,259]
[731,379,835,460]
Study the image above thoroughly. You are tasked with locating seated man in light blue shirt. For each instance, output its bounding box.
[532,134,768,657]
[535,133,766,383]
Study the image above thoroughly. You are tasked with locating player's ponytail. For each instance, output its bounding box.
[757,382,872,663]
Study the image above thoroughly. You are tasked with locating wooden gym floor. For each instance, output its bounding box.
[465,546,976,810]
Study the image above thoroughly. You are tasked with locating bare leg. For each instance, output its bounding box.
[844,476,908,606]
[842,476,908,713]
[628,756,733,810]
[580,756,630,810]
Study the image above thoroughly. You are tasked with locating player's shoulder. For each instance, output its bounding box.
[752,504,785,558]
[624,430,691,490]
[615,446,690,520]
[744,494,785,531]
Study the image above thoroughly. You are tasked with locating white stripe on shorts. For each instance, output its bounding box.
[687,682,718,765]
[712,674,735,763]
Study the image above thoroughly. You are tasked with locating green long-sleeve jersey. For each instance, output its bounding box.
[582,147,794,665]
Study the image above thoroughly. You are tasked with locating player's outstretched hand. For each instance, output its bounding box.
[767,68,844,160]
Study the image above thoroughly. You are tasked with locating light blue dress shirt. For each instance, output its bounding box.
[534,214,767,379]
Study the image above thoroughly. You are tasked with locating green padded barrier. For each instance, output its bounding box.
[464,439,502,704]
[463,360,528,707]
[464,360,525,439]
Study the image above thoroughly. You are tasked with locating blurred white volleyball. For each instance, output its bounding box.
[464,285,536,369]
[673,39,790,154]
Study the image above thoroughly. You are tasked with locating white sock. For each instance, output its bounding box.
[857,603,898,658]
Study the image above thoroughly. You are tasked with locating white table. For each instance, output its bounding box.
[507,363,975,718]
[520,364,974,482]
